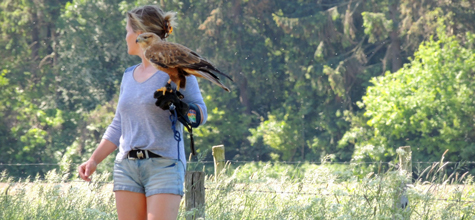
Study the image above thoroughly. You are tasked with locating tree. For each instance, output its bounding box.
[345,27,475,162]
[0,0,72,176]
[3,0,475,177]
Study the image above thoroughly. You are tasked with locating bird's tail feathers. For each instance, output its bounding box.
[212,68,233,81]
[193,70,231,92]
[202,63,233,81]
[190,59,233,81]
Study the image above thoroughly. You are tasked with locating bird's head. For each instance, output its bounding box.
[136,32,160,48]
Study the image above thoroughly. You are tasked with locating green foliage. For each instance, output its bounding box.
[56,0,136,111]
[361,12,393,43]
[350,29,475,162]
[0,0,77,177]
[3,0,475,178]
[249,115,292,160]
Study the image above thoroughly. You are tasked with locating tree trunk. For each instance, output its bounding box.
[301,116,305,161]
[231,0,251,115]
[289,147,298,162]
[237,71,251,115]
[30,9,40,62]
[389,0,402,72]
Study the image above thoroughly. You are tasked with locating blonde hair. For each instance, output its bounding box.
[127,5,177,39]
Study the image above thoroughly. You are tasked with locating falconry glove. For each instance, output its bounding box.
[154,84,190,122]
[153,83,198,155]
[153,83,202,128]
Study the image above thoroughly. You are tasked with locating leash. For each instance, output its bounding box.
[169,103,181,159]
[169,103,196,157]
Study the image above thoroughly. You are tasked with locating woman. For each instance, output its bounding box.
[78,5,207,220]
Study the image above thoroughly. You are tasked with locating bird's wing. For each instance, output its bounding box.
[182,51,233,81]
[145,42,232,92]
[145,42,200,69]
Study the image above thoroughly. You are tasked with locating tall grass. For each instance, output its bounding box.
[198,162,475,219]
[0,170,116,220]
[1,162,475,219]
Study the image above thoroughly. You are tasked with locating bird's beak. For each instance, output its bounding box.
[136,36,142,44]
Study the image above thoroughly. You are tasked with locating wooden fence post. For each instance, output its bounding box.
[397,146,412,211]
[398,146,412,179]
[185,171,205,220]
[212,145,225,180]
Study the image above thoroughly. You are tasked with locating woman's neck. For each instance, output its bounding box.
[138,55,154,70]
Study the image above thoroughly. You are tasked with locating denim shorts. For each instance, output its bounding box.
[113,157,185,197]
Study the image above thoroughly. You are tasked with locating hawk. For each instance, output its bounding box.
[136,32,232,94]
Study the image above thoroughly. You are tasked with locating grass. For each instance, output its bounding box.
[1,162,475,219]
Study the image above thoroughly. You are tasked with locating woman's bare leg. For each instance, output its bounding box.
[146,194,182,220]
[115,191,147,220]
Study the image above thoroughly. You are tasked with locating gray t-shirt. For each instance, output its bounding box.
[103,64,207,165]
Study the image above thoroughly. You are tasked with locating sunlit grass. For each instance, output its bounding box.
[0,170,116,220]
[194,162,475,219]
[1,162,475,219]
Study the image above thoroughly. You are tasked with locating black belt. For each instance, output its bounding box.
[127,150,161,159]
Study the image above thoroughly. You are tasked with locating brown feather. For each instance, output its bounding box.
[138,32,232,92]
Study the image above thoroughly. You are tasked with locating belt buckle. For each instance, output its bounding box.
[127,152,136,160]
[137,150,144,159]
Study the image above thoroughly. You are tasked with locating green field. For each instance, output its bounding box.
[1,162,474,219]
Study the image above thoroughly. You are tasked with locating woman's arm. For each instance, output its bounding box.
[79,105,121,181]
[187,103,204,128]
[79,73,125,181]
[182,76,208,126]
[78,139,117,181]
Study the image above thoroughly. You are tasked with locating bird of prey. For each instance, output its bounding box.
[136,32,232,95]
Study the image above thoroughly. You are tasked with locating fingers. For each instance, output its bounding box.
[85,165,93,178]
[78,161,96,182]
[78,163,90,181]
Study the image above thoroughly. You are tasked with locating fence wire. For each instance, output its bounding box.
[3,160,475,166]
[205,187,475,203]
[2,179,473,204]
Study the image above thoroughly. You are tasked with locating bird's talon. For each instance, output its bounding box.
[156,87,168,96]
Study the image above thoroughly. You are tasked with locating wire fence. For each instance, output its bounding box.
[3,160,475,166]
[1,160,473,182]
[1,178,473,204]
[205,187,475,203]
[186,160,394,164]
[1,160,473,179]
[2,160,475,204]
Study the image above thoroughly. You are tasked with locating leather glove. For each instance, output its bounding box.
[153,83,196,155]
[153,84,190,121]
